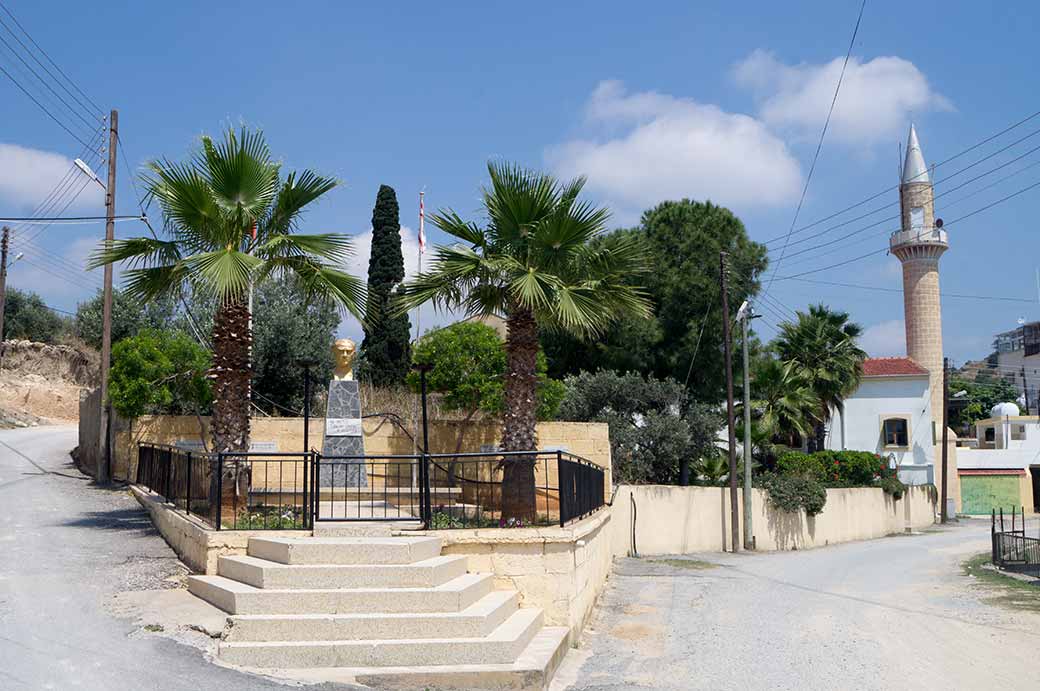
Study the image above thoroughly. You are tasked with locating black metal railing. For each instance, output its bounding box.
[991,506,1040,578]
[137,444,607,531]
[137,444,313,531]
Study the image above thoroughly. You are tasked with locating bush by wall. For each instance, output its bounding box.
[774,449,909,498]
[760,473,827,516]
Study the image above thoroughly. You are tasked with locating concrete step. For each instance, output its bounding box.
[225,590,519,642]
[218,554,468,589]
[247,536,441,565]
[188,572,492,615]
[241,626,570,690]
[217,607,544,668]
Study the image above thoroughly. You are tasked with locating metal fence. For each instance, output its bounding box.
[991,506,1040,578]
[137,444,607,531]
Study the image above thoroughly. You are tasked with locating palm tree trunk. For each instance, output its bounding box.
[500,307,538,522]
[209,297,252,524]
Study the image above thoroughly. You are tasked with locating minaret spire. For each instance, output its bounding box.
[902,123,929,184]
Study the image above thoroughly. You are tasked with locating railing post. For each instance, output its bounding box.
[186,452,193,517]
[302,450,309,529]
[164,448,172,503]
[557,451,566,528]
[215,452,223,531]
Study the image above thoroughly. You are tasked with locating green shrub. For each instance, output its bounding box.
[776,449,894,487]
[880,476,907,500]
[776,451,827,482]
[761,473,827,516]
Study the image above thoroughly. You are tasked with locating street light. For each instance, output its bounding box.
[74,158,105,189]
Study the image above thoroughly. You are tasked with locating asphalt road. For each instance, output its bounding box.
[0,425,344,691]
[555,516,1040,690]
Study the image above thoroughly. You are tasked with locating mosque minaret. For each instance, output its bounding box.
[890,124,948,435]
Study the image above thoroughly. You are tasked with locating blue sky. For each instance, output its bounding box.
[2,1,1039,364]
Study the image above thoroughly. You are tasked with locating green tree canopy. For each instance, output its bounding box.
[74,288,178,350]
[1,288,67,343]
[949,374,1019,432]
[251,276,342,415]
[556,370,723,484]
[408,321,564,422]
[542,199,768,404]
[360,185,411,385]
[108,329,212,419]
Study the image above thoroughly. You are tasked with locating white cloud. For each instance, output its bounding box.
[0,142,104,212]
[858,319,906,357]
[546,80,803,221]
[733,50,952,143]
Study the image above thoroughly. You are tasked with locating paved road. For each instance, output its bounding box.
[0,425,346,690]
[556,518,1040,690]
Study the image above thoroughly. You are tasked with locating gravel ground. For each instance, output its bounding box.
[0,425,349,691]
[553,520,1040,691]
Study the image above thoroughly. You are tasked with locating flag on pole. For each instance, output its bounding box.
[418,191,426,255]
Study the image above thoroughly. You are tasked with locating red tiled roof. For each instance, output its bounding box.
[861,357,929,377]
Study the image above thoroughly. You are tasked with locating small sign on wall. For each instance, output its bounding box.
[326,418,363,437]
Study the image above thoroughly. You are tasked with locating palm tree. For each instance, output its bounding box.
[90,127,364,454]
[398,162,651,519]
[748,358,819,446]
[773,304,866,451]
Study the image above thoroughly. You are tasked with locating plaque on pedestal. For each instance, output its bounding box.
[321,379,367,487]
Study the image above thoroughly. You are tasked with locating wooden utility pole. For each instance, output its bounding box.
[741,305,754,550]
[940,357,950,523]
[98,109,118,484]
[720,252,739,552]
[0,226,8,347]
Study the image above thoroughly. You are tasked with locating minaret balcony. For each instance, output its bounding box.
[890,226,948,252]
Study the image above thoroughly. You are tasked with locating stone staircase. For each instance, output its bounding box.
[187,535,569,689]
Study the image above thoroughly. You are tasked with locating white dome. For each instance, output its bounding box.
[991,402,1020,417]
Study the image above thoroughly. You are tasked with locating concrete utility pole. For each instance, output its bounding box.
[941,357,949,523]
[738,301,755,550]
[720,252,739,552]
[0,226,8,346]
[98,109,118,484]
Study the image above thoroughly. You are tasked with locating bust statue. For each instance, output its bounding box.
[331,338,357,381]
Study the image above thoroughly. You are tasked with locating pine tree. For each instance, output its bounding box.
[360,184,412,385]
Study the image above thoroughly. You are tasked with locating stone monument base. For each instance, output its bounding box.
[320,379,367,488]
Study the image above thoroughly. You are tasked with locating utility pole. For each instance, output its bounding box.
[0,226,8,348]
[738,301,755,550]
[1022,366,1030,416]
[720,252,739,552]
[941,357,950,523]
[98,109,118,484]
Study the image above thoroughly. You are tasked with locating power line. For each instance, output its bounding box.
[761,107,1040,246]
[765,0,867,295]
[772,174,1040,281]
[768,129,1040,262]
[0,1,102,115]
[1,214,144,223]
[0,61,95,148]
[0,28,100,131]
[780,277,1036,303]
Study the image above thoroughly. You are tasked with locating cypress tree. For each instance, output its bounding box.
[360,184,412,385]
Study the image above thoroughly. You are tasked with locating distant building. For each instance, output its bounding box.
[956,402,1039,514]
[993,321,1040,413]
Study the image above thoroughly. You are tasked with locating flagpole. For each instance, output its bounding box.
[412,190,426,472]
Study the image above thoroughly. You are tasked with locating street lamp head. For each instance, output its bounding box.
[74,158,105,190]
